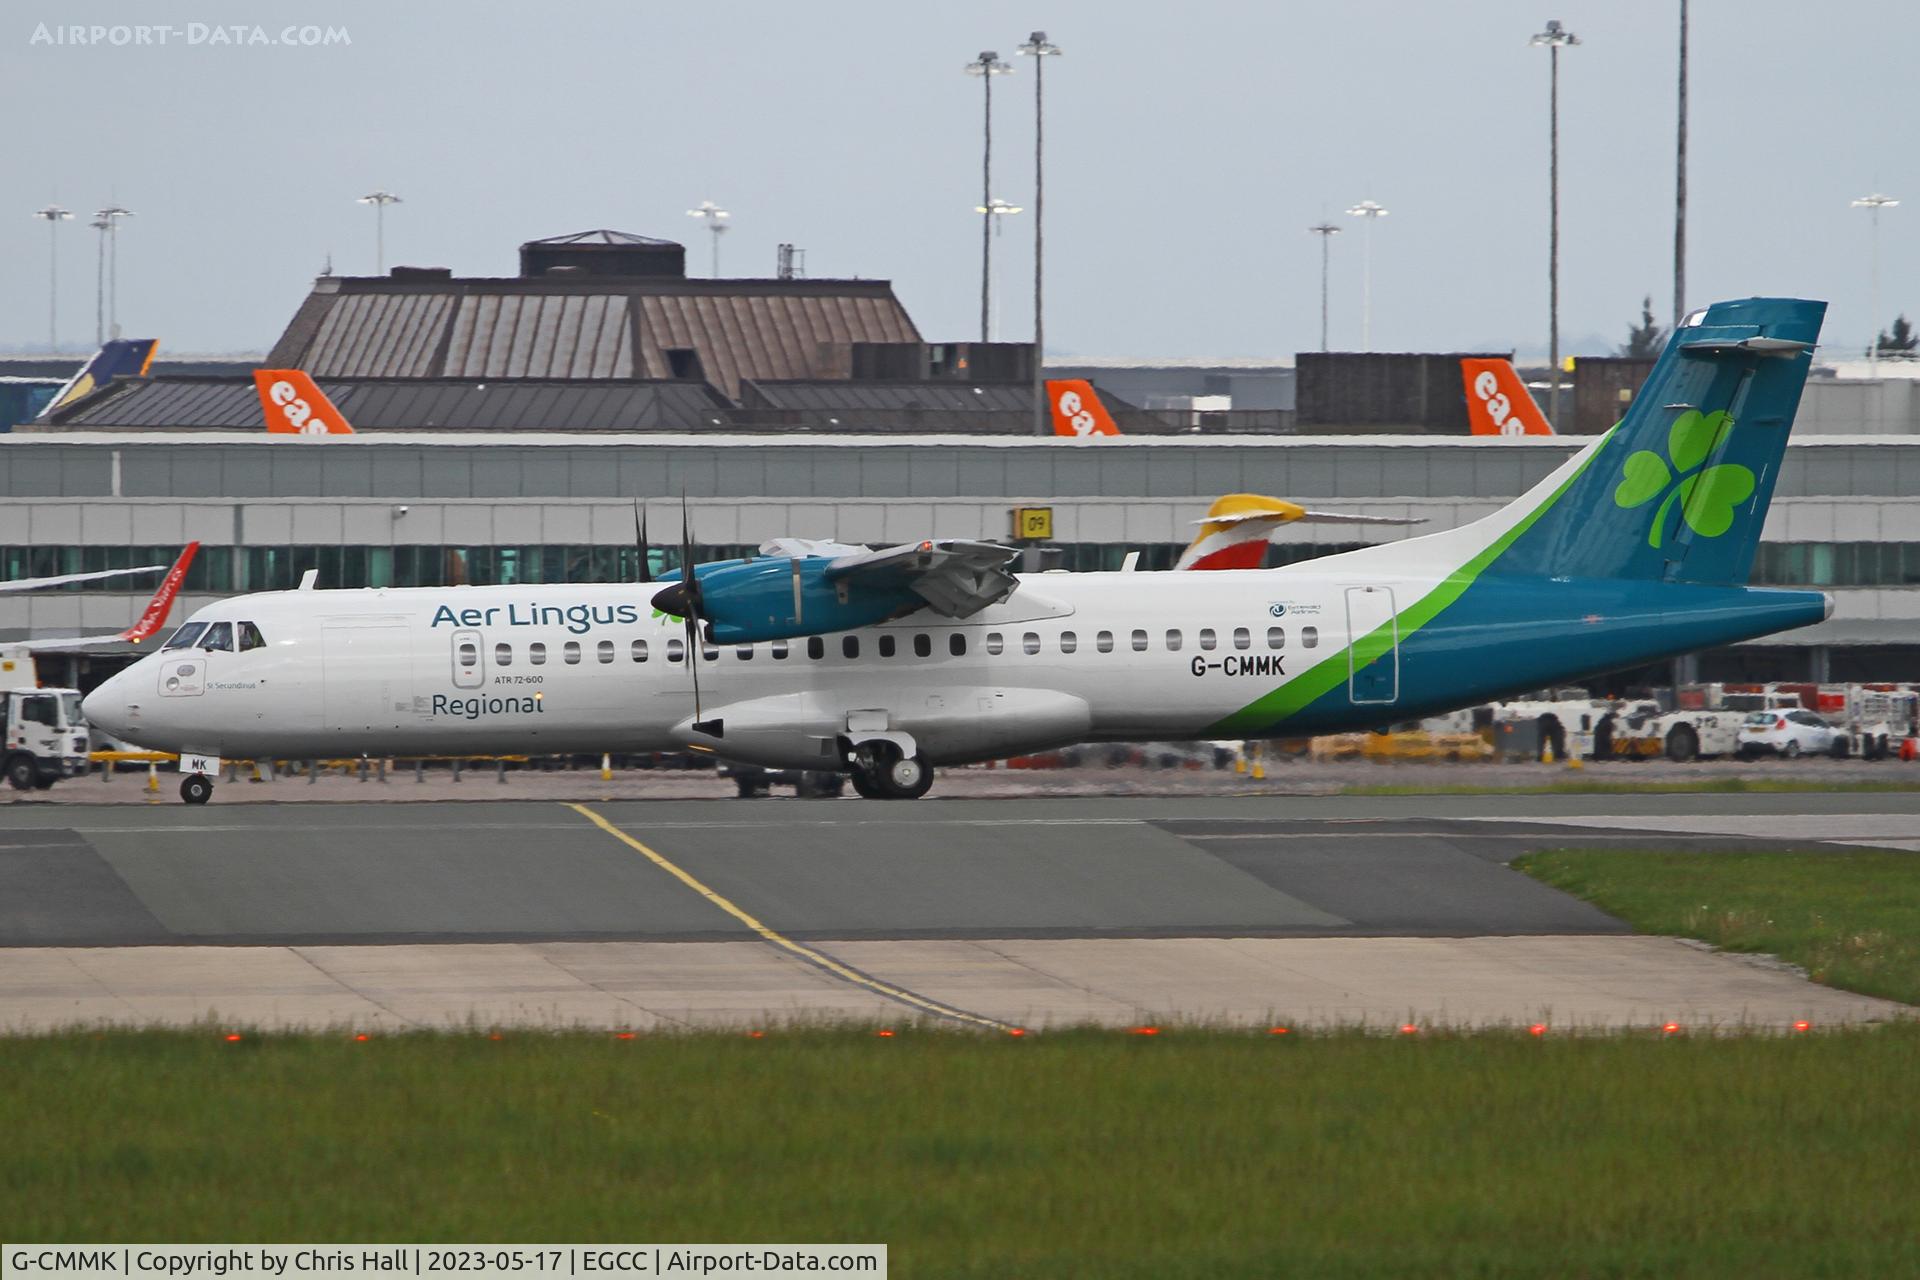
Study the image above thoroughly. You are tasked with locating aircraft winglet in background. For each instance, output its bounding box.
[1461,358,1554,436]
[253,370,354,435]
[1176,494,1426,570]
[1046,379,1120,437]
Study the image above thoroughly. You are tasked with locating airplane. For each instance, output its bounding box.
[253,369,355,435]
[84,297,1833,806]
[0,542,200,681]
[1047,379,1120,437]
[1176,495,1426,570]
[1462,357,1555,436]
[36,338,159,419]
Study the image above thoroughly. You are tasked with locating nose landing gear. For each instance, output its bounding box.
[180,773,213,805]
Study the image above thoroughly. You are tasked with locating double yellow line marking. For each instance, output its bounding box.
[567,803,1016,1032]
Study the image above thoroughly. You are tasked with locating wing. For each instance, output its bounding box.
[0,565,170,594]
[825,539,1022,617]
[1188,510,1425,527]
[759,536,871,560]
[14,542,199,651]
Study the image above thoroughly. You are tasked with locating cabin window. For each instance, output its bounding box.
[1165,629,1183,652]
[807,637,825,660]
[1233,627,1251,650]
[986,632,1004,655]
[735,645,753,661]
[878,635,897,658]
[529,642,547,666]
[1096,631,1114,653]
[1131,629,1148,652]
[1060,631,1078,654]
[201,621,234,652]
[494,642,513,666]
[914,633,932,658]
[771,640,789,659]
[563,641,582,665]
[1198,628,1217,651]
[949,634,966,656]
[667,637,685,663]
[163,622,208,650]
[1302,626,1319,649]
[842,636,860,659]
[702,643,719,662]
[1267,627,1285,648]
[1022,632,1041,655]
[631,639,648,663]
[457,641,478,667]
[598,640,617,664]
[238,622,267,652]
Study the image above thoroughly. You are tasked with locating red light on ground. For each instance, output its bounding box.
[747,1030,766,1039]
[1793,1020,1811,1033]
[1529,1024,1547,1037]
[613,1031,636,1040]
[489,1032,504,1041]
[1268,1026,1290,1036]
[223,1033,242,1042]
[1662,1022,1681,1035]
[1399,1023,1418,1036]
[1129,1026,1160,1037]
[1007,1028,1027,1037]
[875,1029,896,1038]
[354,1033,370,1042]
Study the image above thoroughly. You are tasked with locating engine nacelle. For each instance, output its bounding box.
[663,558,920,644]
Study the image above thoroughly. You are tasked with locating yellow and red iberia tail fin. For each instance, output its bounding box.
[1047,379,1120,437]
[253,369,354,435]
[1176,495,1308,570]
[1460,358,1554,436]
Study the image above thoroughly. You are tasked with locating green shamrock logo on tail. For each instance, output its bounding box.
[1612,410,1755,549]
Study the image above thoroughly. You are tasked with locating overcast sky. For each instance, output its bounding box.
[4,0,1914,360]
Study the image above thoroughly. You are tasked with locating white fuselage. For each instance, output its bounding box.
[83,566,1366,766]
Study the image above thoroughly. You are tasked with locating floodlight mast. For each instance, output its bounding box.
[965,51,1014,344]
[1017,30,1061,437]
[1308,222,1341,353]
[1345,201,1387,352]
[357,191,401,274]
[687,200,731,278]
[32,205,73,353]
[974,199,1024,340]
[96,205,134,339]
[1852,193,1900,374]
[1530,18,1579,426]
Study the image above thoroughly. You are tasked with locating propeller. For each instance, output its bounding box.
[634,499,651,584]
[646,495,705,720]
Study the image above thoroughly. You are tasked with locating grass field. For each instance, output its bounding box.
[4,1026,1920,1277]
[1518,847,1920,1006]
[1344,776,1920,796]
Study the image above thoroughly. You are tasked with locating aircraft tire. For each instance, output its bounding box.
[848,769,880,800]
[180,774,213,805]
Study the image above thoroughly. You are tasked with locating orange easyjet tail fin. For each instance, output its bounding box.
[1047,379,1120,437]
[1461,358,1554,436]
[120,542,199,644]
[254,369,354,435]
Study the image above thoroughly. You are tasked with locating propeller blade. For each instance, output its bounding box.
[680,492,702,720]
[790,557,803,627]
[635,500,651,583]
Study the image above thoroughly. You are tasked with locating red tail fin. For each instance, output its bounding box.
[254,369,354,435]
[1461,358,1554,436]
[1047,379,1120,437]
[120,542,199,644]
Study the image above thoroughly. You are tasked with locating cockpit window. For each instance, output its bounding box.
[200,621,234,652]
[163,622,208,650]
[237,622,267,652]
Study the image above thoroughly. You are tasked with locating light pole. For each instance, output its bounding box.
[1346,201,1387,351]
[1673,0,1688,331]
[686,200,730,277]
[32,205,72,353]
[96,205,134,339]
[1531,18,1579,428]
[358,191,401,274]
[88,214,109,345]
[1017,30,1061,437]
[974,199,1023,340]
[1308,221,1341,352]
[1853,193,1900,373]
[965,51,1013,344]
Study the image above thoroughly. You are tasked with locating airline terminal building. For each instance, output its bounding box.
[0,429,1915,689]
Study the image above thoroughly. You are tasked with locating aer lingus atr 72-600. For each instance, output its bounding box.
[84,298,1834,804]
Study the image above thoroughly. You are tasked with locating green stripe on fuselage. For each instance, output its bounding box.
[1208,436,1609,737]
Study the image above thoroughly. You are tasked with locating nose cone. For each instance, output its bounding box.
[81,669,134,739]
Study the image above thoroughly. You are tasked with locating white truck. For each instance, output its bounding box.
[1829,688,1919,760]
[2,687,91,791]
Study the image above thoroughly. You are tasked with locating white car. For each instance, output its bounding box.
[1737,709,1845,759]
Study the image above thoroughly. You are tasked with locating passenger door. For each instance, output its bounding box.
[322,617,412,734]
[1345,585,1399,705]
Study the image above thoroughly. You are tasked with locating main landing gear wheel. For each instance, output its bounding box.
[850,749,935,800]
[180,774,213,806]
